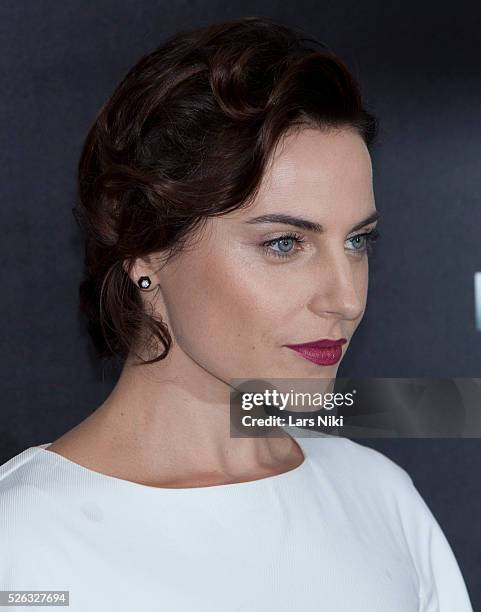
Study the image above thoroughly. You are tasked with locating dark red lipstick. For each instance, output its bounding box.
[283,338,347,366]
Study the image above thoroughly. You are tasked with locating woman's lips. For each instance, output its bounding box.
[283,338,347,366]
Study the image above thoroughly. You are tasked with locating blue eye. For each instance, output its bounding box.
[261,228,380,261]
[261,233,305,260]
[346,228,380,255]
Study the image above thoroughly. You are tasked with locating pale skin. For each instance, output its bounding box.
[47,126,378,488]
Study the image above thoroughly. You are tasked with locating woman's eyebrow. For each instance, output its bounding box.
[244,211,379,233]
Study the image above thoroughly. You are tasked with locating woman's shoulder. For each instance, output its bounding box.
[301,432,410,474]
[0,445,59,530]
[0,445,45,494]
[298,434,434,541]
[298,432,415,495]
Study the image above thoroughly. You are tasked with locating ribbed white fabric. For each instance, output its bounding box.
[0,428,473,611]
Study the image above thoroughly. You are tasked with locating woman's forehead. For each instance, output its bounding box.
[264,128,372,193]
[221,129,375,229]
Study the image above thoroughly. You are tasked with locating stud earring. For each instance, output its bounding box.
[137,276,152,290]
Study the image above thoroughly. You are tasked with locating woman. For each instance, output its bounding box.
[0,16,473,612]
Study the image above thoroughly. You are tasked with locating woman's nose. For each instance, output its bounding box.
[306,248,366,321]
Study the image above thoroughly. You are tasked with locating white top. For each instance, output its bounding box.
[0,428,473,612]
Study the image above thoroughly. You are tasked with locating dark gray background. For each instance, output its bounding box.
[1,0,480,606]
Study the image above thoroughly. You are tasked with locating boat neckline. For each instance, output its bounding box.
[34,425,313,494]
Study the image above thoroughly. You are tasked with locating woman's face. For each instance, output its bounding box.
[144,127,377,381]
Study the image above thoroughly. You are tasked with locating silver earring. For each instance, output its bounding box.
[137,276,152,290]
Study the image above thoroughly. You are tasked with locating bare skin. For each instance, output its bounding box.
[47,126,377,488]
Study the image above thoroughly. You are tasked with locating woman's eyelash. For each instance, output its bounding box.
[261,232,306,260]
[261,228,381,260]
[350,227,380,256]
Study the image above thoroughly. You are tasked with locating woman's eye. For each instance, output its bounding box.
[261,233,305,260]
[346,228,380,255]
[261,228,380,261]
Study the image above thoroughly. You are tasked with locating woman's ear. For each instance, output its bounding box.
[122,257,149,288]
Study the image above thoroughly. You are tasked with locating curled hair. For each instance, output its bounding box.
[73,16,378,368]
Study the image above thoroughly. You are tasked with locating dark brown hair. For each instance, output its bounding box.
[73,16,378,368]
